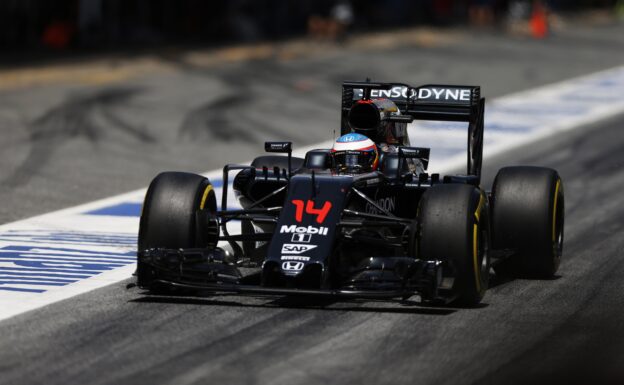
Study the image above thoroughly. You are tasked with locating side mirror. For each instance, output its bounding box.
[264,141,293,177]
[264,141,292,153]
[398,147,430,179]
[399,147,430,169]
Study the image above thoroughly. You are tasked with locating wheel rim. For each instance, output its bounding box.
[480,228,490,281]
[476,224,489,292]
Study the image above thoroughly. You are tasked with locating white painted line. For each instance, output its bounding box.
[1,65,624,322]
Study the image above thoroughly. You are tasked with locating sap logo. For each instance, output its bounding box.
[281,244,317,254]
[282,261,304,271]
[365,197,396,214]
[368,86,471,102]
[291,233,311,243]
[280,255,310,261]
[280,225,329,236]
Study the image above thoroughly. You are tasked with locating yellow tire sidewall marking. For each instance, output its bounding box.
[473,193,484,293]
[200,184,213,210]
[473,223,481,293]
[552,179,561,243]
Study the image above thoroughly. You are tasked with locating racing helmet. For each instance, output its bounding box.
[331,133,379,174]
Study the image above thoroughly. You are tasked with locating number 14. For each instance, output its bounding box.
[291,200,332,224]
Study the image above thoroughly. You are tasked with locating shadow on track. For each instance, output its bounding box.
[488,273,562,290]
[129,293,459,316]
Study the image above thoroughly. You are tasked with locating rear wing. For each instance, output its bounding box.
[341,81,485,183]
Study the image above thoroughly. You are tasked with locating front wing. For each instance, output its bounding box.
[138,247,444,301]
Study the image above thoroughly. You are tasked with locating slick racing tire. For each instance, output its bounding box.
[137,172,217,289]
[491,166,564,278]
[415,184,489,307]
[251,155,304,172]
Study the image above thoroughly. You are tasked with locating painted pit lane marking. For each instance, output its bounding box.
[0,242,136,293]
[1,65,624,321]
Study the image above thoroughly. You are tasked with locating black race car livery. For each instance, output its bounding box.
[136,81,564,306]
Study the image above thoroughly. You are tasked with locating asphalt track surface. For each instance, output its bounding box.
[1,22,624,385]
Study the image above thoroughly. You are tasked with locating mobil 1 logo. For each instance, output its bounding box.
[280,225,329,236]
[291,233,311,243]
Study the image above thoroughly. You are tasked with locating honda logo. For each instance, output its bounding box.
[282,261,304,271]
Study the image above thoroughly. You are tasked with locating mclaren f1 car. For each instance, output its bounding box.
[135,81,564,306]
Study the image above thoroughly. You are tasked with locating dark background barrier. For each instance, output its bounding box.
[0,0,620,54]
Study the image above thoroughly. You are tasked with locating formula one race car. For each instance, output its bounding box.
[136,81,564,306]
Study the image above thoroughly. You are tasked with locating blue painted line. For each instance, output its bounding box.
[1,250,135,260]
[0,267,109,275]
[562,94,614,102]
[0,256,129,265]
[5,252,136,261]
[0,238,137,246]
[0,272,91,279]
[14,250,136,265]
[0,245,135,258]
[0,232,138,294]
[0,287,45,293]
[0,280,67,286]
[597,79,618,86]
[0,276,79,283]
[6,260,123,271]
[86,202,143,217]
[83,178,226,217]
[0,240,137,292]
[0,231,136,246]
[15,255,136,262]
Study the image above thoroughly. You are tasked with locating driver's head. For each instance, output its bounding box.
[331,133,379,174]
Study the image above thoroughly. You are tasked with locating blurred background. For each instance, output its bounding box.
[1,0,623,223]
[1,0,622,60]
[1,2,624,385]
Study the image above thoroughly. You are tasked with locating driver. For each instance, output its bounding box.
[331,133,379,174]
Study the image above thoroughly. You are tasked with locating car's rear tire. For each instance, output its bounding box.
[415,184,489,306]
[491,166,564,278]
[137,172,217,289]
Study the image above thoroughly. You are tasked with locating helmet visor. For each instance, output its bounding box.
[333,150,375,173]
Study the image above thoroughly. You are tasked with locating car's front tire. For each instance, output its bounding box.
[415,184,489,306]
[137,172,217,289]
